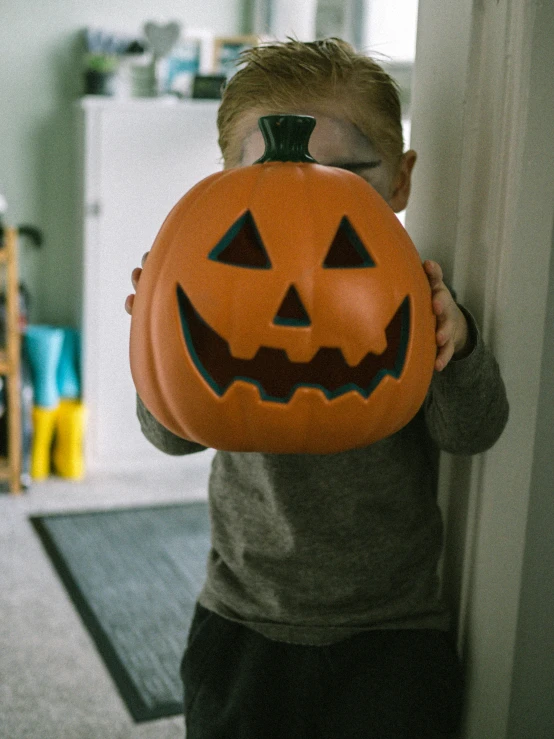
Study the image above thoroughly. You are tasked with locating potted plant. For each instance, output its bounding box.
[83,52,119,96]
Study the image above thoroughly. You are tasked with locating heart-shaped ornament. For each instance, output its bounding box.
[144,20,181,58]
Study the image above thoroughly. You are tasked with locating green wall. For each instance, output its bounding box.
[0,0,241,325]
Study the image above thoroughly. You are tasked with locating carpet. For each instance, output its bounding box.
[31,501,211,722]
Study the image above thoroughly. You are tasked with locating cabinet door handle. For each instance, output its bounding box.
[86,201,102,218]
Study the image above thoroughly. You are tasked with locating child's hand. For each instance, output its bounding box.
[125,252,149,315]
[423,260,470,372]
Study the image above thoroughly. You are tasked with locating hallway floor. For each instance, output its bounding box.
[0,466,209,739]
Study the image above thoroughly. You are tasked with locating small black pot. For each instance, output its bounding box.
[84,69,116,96]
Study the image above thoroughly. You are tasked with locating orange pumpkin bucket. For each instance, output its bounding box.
[130,115,436,453]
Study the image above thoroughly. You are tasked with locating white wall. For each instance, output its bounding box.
[364,0,418,61]
[507,218,554,737]
[408,0,554,735]
[0,0,241,326]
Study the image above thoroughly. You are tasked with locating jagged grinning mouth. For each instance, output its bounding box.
[177,285,410,402]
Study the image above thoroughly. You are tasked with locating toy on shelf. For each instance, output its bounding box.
[24,325,85,480]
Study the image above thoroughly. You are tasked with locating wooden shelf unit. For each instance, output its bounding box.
[0,227,21,493]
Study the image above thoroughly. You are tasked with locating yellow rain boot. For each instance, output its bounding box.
[31,406,59,480]
[53,399,86,480]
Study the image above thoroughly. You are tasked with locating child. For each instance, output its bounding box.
[126,38,509,739]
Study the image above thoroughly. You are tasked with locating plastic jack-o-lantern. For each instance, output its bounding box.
[130,115,436,454]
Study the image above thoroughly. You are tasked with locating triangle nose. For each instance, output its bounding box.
[273,285,311,327]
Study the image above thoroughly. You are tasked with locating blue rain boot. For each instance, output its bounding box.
[57,328,81,400]
[24,325,65,408]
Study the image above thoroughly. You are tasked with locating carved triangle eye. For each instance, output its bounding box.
[323,216,375,268]
[209,211,271,269]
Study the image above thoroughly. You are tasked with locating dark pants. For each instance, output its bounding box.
[181,603,464,739]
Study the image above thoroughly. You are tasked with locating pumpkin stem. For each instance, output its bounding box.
[255,115,317,164]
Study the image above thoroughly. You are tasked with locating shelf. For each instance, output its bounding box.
[0,227,21,493]
[78,96,220,111]
[0,350,12,374]
[0,459,11,480]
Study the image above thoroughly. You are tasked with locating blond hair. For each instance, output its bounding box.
[218,38,404,170]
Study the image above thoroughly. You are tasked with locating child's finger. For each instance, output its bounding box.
[432,294,446,316]
[125,294,134,315]
[131,267,142,290]
[432,287,453,317]
[141,252,149,267]
[435,304,454,342]
[435,340,454,372]
[436,323,451,347]
[424,259,444,289]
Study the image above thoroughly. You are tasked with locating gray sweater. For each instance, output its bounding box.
[137,311,508,645]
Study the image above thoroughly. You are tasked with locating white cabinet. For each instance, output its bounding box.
[79,97,220,474]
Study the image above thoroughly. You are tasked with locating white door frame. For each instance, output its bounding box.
[406,1,554,736]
